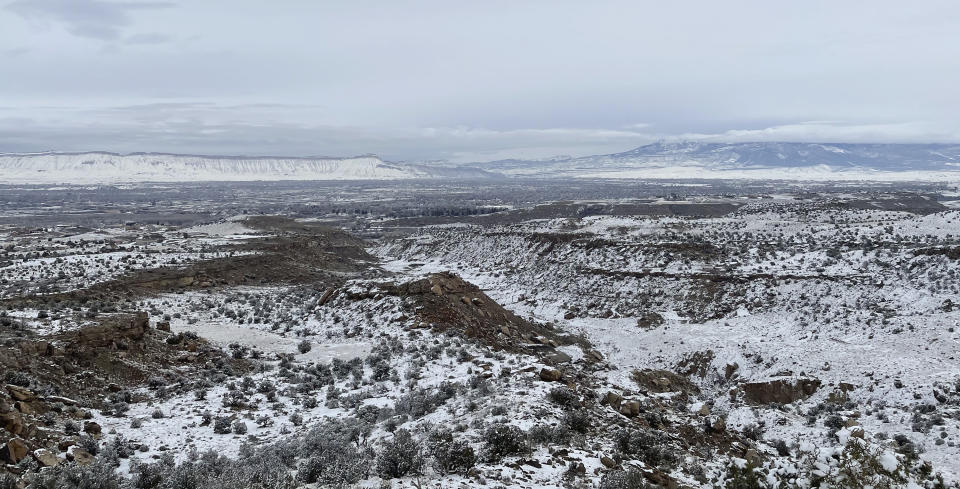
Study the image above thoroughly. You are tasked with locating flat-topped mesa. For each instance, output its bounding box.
[0,152,428,183]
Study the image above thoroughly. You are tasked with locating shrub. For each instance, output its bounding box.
[563,409,591,433]
[529,423,571,446]
[233,420,248,435]
[297,340,312,354]
[213,417,232,434]
[112,402,130,416]
[723,462,764,489]
[375,429,423,479]
[482,424,528,462]
[394,382,458,419]
[296,419,372,487]
[27,460,124,489]
[548,386,580,409]
[3,370,32,388]
[427,429,476,475]
[78,434,100,456]
[614,428,678,469]
[824,415,845,436]
[599,467,650,489]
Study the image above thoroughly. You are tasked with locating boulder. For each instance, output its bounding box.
[585,349,604,362]
[156,321,171,332]
[1,438,28,464]
[45,396,79,406]
[66,446,94,466]
[6,385,36,402]
[544,351,572,365]
[605,392,623,411]
[14,401,33,415]
[83,421,102,436]
[0,410,24,436]
[600,456,616,469]
[643,469,680,489]
[318,288,336,305]
[724,363,740,380]
[539,368,563,382]
[32,448,58,467]
[742,378,821,405]
[632,369,697,394]
[619,400,641,417]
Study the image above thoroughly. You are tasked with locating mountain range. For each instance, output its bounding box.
[2,142,960,183]
[477,141,960,180]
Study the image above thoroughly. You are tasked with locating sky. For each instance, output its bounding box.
[1,1,959,162]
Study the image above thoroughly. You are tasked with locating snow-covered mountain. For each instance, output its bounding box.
[4,143,960,183]
[477,142,960,180]
[0,152,459,183]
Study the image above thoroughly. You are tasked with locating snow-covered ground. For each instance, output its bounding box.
[0,152,427,183]
[374,205,960,481]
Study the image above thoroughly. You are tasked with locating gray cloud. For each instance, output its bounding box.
[1,1,958,160]
[6,0,174,40]
[124,32,172,45]
[2,46,29,56]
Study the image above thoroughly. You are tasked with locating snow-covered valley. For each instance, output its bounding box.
[0,183,958,489]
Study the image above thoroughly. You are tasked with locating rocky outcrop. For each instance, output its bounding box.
[742,378,821,405]
[632,369,699,395]
[385,272,579,354]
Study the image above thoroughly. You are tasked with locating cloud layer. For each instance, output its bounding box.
[2,1,959,161]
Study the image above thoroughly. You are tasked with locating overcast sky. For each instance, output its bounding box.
[2,1,959,161]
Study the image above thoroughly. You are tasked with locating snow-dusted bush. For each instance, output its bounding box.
[295,419,372,487]
[25,460,123,489]
[548,386,580,409]
[427,428,475,475]
[529,423,571,446]
[614,428,678,469]
[213,416,232,434]
[563,409,591,434]
[375,429,424,479]
[598,467,649,489]
[394,382,459,419]
[482,424,528,462]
